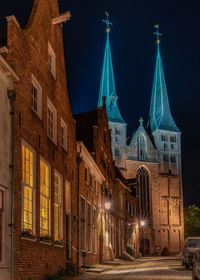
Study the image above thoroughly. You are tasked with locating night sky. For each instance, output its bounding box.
[1,0,200,207]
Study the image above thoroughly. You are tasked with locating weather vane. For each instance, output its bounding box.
[102,11,113,33]
[154,24,162,44]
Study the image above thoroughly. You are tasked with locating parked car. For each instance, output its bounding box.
[192,249,200,280]
[182,237,200,269]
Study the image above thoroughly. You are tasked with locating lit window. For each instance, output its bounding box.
[21,141,35,233]
[31,74,42,119]
[81,197,86,250]
[47,98,57,145]
[92,207,97,253]
[48,41,56,78]
[87,203,92,251]
[40,159,51,236]
[61,119,67,150]
[54,171,63,241]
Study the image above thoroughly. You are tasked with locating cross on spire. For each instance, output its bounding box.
[102,11,113,33]
[139,117,144,126]
[154,24,162,44]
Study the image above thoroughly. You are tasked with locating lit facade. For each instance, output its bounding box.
[98,25,184,255]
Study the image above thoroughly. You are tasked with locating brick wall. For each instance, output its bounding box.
[2,0,77,279]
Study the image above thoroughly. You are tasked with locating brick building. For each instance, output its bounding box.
[98,22,184,255]
[0,0,78,279]
[74,103,139,263]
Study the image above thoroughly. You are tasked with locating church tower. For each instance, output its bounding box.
[98,13,127,167]
[149,28,181,176]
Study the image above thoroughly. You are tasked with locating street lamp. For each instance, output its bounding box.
[105,201,111,210]
[140,220,145,227]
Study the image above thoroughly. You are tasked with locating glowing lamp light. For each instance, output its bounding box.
[105,202,111,210]
[140,220,145,227]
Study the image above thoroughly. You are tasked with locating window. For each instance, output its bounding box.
[170,135,176,142]
[115,149,120,157]
[40,159,51,236]
[81,197,86,250]
[87,203,92,251]
[137,167,150,217]
[48,41,56,78]
[61,119,67,150]
[115,129,121,135]
[22,141,35,233]
[171,144,174,149]
[161,134,167,141]
[54,171,63,241]
[47,98,57,145]
[89,172,93,189]
[65,181,71,259]
[163,154,169,162]
[170,155,176,163]
[85,167,88,184]
[65,181,71,213]
[92,207,97,253]
[138,135,146,161]
[164,143,167,150]
[31,74,42,119]
[94,179,97,194]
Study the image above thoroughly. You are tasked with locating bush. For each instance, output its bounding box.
[127,245,135,257]
[45,268,79,280]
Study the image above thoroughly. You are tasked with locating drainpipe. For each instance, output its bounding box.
[7,90,16,280]
[76,146,82,271]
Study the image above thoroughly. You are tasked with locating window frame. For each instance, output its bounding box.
[61,118,67,151]
[48,41,56,79]
[21,139,36,235]
[40,158,51,237]
[80,196,86,251]
[54,170,63,241]
[47,97,57,145]
[31,74,42,119]
[87,201,92,251]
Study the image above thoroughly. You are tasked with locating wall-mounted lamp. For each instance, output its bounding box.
[105,201,111,210]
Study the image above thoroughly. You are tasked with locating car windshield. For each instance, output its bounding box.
[187,239,200,248]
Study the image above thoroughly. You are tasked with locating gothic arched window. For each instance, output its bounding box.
[138,135,146,161]
[136,167,150,217]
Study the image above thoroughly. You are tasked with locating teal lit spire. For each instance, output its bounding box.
[98,12,126,124]
[149,25,180,133]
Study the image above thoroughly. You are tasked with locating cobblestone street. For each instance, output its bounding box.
[77,257,192,280]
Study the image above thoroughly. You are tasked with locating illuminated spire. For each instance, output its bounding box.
[98,12,126,124]
[149,25,180,133]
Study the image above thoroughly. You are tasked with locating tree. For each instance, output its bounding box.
[184,205,200,239]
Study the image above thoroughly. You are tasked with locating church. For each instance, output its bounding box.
[98,18,184,255]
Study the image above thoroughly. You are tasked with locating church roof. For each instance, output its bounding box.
[149,42,180,133]
[130,117,156,148]
[98,25,126,124]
